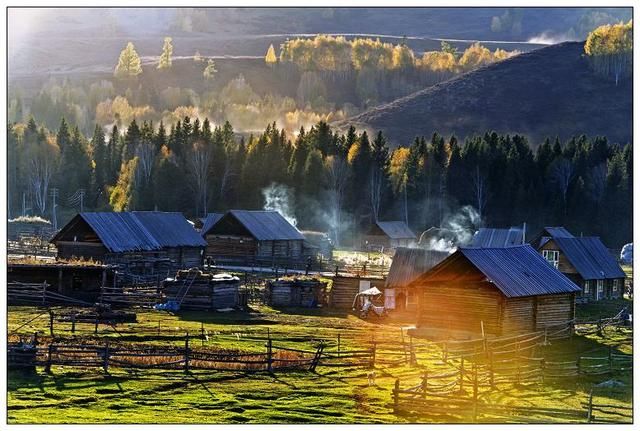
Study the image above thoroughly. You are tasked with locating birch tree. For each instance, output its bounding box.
[188,140,212,216]
[472,165,488,223]
[325,155,350,246]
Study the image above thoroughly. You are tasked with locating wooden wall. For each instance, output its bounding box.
[535,294,575,330]
[205,235,258,257]
[329,276,386,309]
[539,240,578,275]
[417,282,503,335]
[56,242,109,261]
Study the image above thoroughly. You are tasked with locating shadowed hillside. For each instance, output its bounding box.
[339,42,632,146]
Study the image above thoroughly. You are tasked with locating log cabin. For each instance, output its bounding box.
[385,247,449,312]
[201,210,306,264]
[363,221,416,251]
[536,236,625,302]
[410,245,581,337]
[50,212,206,273]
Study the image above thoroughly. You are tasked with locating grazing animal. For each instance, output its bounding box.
[367,371,376,386]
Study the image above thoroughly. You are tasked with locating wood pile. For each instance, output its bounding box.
[163,269,240,311]
[267,278,327,307]
[100,284,163,308]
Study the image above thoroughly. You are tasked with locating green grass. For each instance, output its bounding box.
[7,305,633,424]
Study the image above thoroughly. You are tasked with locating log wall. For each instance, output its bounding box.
[535,294,575,330]
[329,276,386,309]
[267,278,326,307]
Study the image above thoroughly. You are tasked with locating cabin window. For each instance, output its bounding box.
[613,279,619,292]
[542,250,559,268]
[406,291,418,308]
[584,282,590,294]
[596,280,604,300]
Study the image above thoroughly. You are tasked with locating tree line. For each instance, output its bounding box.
[8,116,632,248]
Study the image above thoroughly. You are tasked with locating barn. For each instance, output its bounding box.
[201,210,305,264]
[385,247,450,312]
[51,212,206,273]
[410,245,581,337]
[363,221,416,251]
[471,227,525,247]
[537,236,625,302]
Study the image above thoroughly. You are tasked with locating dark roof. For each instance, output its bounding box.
[471,227,524,248]
[543,227,574,238]
[200,213,223,236]
[375,221,416,240]
[386,247,450,288]
[52,212,206,253]
[205,210,304,241]
[414,245,581,298]
[549,237,625,280]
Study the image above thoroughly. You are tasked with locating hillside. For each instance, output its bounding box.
[339,42,632,146]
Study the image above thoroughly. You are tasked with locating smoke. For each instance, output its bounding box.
[527,31,575,45]
[261,182,297,226]
[422,205,481,253]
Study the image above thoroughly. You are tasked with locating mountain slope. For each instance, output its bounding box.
[339,42,631,146]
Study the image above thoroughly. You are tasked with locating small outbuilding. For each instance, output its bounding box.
[162,269,242,310]
[201,210,306,263]
[410,245,581,337]
[329,275,386,309]
[267,277,327,308]
[363,221,416,251]
[385,247,450,312]
[50,212,206,273]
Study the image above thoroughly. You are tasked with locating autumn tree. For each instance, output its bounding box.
[157,37,173,69]
[114,42,143,78]
[585,20,632,85]
[265,44,278,66]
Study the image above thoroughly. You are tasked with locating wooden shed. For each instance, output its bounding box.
[363,221,416,251]
[8,260,113,303]
[385,247,450,312]
[267,277,327,308]
[162,269,241,310]
[201,210,306,263]
[410,245,581,337]
[329,275,386,309]
[50,212,206,273]
[537,236,625,302]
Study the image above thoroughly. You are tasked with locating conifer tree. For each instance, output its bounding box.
[265,44,278,66]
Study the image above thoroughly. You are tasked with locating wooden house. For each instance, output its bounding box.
[329,275,386,309]
[201,210,305,263]
[385,247,450,312]
[471,227,524,247]
[529,226,574,249]
[198,213,223,233]
[410,245,581,337]
[267,277,327,308]
[536,236,625,302]
[51,212,206,273]
[363,221,416,250]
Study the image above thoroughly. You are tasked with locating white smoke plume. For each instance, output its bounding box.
[527,31,575,45]
[262,182,297,227]
[422,205,481,253]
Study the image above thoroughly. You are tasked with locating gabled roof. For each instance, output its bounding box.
[413,245,581,298]
[51,212,206,253]
[200,213,223,236]
[471,227,524,248]
[374,221,416,240]
[549,237,625,280]
[386,247,450,288]
[543,227,574,239]
[204,210,304,241]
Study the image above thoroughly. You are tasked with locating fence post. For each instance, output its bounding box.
[459,356,465,392]
[49,310,54,337]
[71,313,76,334]
[184,332,190,373]
[472,364,479,422]
[45,343,53,373]
[103,339,110,373]
[266,330,273,373]
[393,378,400,413]
[370,341,377,369]
[421,370,428,398]
[337,334,341,358]
[94,317,99,335]
[541,358,546,383]
[201,322,205,347]
[489,350,495,388]
[608,345,613,374]
[400,328,408,365]
[587,389,593,423]
[409,334,416,366]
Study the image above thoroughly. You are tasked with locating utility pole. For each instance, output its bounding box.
[50,188,59,230]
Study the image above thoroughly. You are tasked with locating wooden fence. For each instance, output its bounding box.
[585,388,633,423]
[8,282,93,307]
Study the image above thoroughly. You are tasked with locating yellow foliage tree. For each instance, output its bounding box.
[109,157,138,211]
[585,20,632,85]
[265,44,278,66]
[114,42,142,78]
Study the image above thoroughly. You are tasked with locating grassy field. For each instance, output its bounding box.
[7,301,633,424]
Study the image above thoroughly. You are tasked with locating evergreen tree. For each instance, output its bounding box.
[265,44,278,66]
